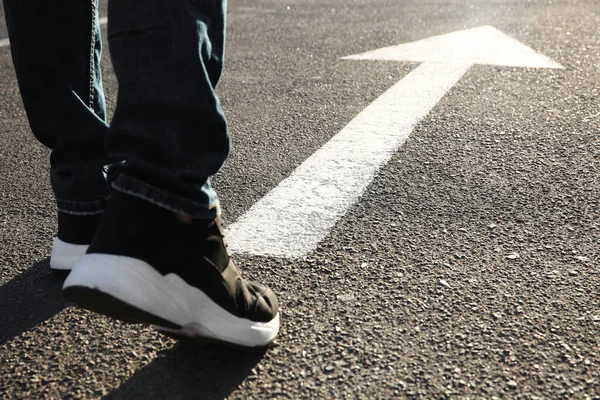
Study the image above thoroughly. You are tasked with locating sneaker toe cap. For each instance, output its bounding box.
[246,281,279,323]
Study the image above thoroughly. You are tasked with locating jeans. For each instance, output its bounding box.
[3,0,228,219]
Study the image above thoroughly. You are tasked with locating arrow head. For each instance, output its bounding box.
[343,25,563,69]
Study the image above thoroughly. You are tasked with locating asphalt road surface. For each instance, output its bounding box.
[1,0,599,398]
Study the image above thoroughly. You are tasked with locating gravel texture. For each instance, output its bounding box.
[1,0,599,398]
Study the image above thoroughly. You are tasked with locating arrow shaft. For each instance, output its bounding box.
[226,61,473,258]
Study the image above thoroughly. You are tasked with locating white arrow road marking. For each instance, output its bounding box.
[343,25,563,69]
[226,25,563,258]
[227,62,471,257]
[0,17,108,49]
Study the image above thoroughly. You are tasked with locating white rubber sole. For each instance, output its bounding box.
[49,237,89,271]
[63,253,280,347]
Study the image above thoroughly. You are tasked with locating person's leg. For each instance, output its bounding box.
[3,0,110,271]
[105,0,228,218]
[63,0,280,347]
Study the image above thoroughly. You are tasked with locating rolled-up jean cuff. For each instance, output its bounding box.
[56,197,108,215]
[111,174,220,220]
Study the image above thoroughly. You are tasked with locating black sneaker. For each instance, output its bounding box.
[50,212,103,273]
[62,191,280,348]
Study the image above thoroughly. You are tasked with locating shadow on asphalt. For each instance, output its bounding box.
[0,257,69,345]
[104,340,267,400]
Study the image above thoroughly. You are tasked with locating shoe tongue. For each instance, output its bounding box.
[168,214,229,271]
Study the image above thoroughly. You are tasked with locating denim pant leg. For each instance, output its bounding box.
[106,0,228,220]
[3,0,111,215]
